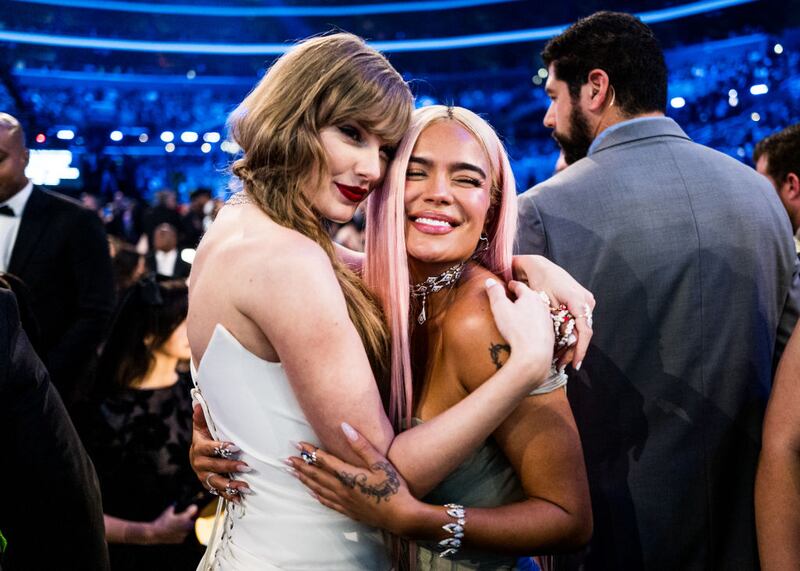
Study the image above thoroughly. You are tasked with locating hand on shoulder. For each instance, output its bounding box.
[443,266,554,393]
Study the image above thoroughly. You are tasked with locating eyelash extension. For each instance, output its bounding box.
[338,125,361,142]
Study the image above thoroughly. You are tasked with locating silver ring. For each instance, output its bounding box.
[205,473,219,495]
[224,485,239,496]
[300,448,318,466]
[213,443,235,459]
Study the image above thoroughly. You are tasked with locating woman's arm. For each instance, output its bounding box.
[290,393,591,553]
[289,282,591,553]
[104,505,197,545]
[512,255,595,369]
[756,320,800,570]
[192,246,554,496]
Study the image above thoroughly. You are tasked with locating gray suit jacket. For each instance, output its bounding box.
[517,117,799,570]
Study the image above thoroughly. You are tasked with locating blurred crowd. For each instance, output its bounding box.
[0,16,798,571]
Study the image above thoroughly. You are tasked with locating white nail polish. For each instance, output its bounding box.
[485,278,497,288]
[341,422,359,442]
[575,361,582,371]
[239,487,254,495]
[237,465,253,473]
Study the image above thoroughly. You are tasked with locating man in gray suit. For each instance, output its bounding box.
[516,12,799,570]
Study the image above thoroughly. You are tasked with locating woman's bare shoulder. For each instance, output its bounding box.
[201,205,333,277]
[442,265,510,391]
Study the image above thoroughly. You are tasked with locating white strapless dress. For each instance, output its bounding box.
[191,324,390,570]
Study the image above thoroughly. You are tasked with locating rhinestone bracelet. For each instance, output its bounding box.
[438,503,466,558]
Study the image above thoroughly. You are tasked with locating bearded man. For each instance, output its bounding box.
[516,11,800,571]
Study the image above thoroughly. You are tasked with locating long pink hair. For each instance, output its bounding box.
[364,105,518,430]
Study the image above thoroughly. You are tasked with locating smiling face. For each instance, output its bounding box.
[404,120,492,279]
[309,123,391,224]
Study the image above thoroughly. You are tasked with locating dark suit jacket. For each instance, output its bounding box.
[145,250,191,280]
[516,117,800,570]
[8,187,115,405]
[0,289,109,570]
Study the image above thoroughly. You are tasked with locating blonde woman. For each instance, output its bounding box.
[189,34,593,569]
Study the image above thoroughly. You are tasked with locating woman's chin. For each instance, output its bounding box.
[321,204,357,225]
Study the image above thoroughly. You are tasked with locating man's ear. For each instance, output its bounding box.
[586,69,612,111]
[785,172,800,200]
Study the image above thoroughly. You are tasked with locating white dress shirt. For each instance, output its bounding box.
[0,180,33,272]
[155,249,178,277]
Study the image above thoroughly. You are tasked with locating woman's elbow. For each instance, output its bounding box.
[551,504,593,551]
[567,509,593,548]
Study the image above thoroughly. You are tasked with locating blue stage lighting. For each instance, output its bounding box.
[0,0,757,54]
[670,97,687,109]
[750,84,769,95]
[11,0,519,16]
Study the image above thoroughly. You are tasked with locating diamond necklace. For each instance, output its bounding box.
[410,261,466,325]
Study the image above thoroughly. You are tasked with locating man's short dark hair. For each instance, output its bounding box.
[542,11,667,116]
[754,123,800,185]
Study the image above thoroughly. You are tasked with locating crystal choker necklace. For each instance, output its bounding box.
[410,261,466,325]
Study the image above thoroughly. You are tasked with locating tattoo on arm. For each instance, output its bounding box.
[335,462,400,503]
[489,342,511,370]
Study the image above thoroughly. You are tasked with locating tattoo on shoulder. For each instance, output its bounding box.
[335,461,400,503]
[489,342,511,370]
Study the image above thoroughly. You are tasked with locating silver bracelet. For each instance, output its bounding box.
[438,503,466,558]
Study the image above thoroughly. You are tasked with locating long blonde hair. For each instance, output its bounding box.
[364,106,518,430]
[228,32,413,380]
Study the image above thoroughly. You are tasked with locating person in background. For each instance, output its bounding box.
[516,11,799,570]
[146,223,191,280]
[0,112,115,406]
[0,286,109,570]
[109,237,146,296]
[181,187,212,249]
[754,123,800,254]
[79,278,206,570]
[143,189,182,248]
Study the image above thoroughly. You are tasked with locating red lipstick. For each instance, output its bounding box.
[335,183,369,203]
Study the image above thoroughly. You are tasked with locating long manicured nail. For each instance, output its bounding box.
[485,278,497,288]
[575,361,582,371]
[237,464,253,473]
[284,467,298,477]
[283,458,295,467]
[225,444,241,453]
[341,422,358,442]
[294,442,304,451]
[238,486,254,495]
